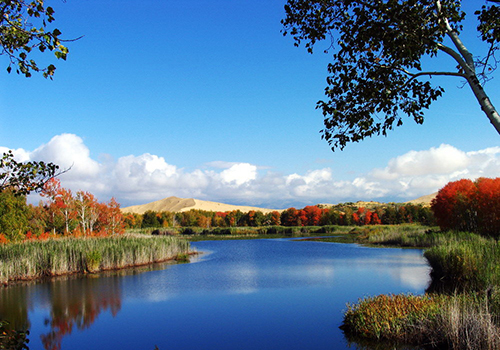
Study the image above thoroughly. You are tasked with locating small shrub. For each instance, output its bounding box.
[85,250,102,273]
[175,253,190,263]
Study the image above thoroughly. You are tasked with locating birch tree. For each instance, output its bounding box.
[282,0,500,150]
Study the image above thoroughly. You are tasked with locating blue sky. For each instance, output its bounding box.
[1,0,499,208]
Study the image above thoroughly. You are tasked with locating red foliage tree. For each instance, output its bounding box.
[474,178,500,237]
[370,212,382,225]
[303,205,322,226]
[431,179,477,232]
[98,198,125,235]
[364,210,373,226]
[269,211,281,226]
[432,178,500,236]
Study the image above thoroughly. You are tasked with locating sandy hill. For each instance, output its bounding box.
[122,193,437,215]
[121,196,281,214]
[405,193,437,206]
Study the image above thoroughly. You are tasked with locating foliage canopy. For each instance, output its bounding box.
[0,150,60,195]
[0,0,70,78]
[282,0,500,150]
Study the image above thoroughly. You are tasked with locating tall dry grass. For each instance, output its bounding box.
[0,235,191,284]
[432,294,500,350]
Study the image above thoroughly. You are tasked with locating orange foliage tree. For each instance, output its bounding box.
[431,178,500,237]
[39,179,125,237]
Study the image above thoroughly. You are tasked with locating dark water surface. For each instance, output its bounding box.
[1,239,430,350]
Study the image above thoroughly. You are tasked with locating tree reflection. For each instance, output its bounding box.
[0,283,30,331]
[40,276,122,350]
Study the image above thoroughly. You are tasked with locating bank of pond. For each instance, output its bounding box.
[1,224,499,349]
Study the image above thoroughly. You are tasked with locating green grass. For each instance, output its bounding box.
[424,236,500,292]
[0,235,191,285]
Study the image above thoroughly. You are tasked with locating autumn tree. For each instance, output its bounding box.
[431,178,500,236]
[123,213,142,229]
[282,1,500,150]
[431,179,477,232]
[197,214,211,229]
[370,212,382,225]
[212,212,227,227]
[42,178,76,234]
[74,191,100,234]
[302,205,323,226]
[474,177,500,236]
[269,211,281,226]
[280,207,299,226]
[225,210,243,227]
[98,198,124,235]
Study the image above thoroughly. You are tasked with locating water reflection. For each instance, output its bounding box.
[0,240,430,350]
[0,281,30,331]
[40,276,122,350]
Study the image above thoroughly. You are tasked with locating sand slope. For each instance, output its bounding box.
[121,196,281,214]
[404,193,437,206]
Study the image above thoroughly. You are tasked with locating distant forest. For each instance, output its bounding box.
[123,203,435,229]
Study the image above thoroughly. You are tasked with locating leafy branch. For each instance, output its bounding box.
[0,150,68,196]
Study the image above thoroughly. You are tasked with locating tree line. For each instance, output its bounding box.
[123,202,435,230]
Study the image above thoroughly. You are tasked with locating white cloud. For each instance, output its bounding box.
[31,134,100,181]
[373,144,469,178]
[220,163,257,186]
[3,135,499,208]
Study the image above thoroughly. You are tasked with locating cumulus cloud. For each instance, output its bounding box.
[4,134,499,208]
[220,163,257,186]
[361,144,500,200]
[30,134,100,183]
[373,144,470,178]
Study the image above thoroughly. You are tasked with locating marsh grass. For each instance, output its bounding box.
[0,236,191,284]
[343,293,500,350]
[343,294,443,341]
[349,225,479,248]
[343,229,500,349]
[424,237,500,292]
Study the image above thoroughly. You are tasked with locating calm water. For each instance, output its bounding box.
[1,239,430,350]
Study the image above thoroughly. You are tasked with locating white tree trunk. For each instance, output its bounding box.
[438,1,500,135]
[465,75,500,134]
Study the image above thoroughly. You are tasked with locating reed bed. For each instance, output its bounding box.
[0,236,191,285]
[424,236,500,292]
[351,225,479,248]
[343,293,443,340]
[343,293,500,350]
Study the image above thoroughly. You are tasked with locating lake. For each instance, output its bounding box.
[0,238,430,350]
